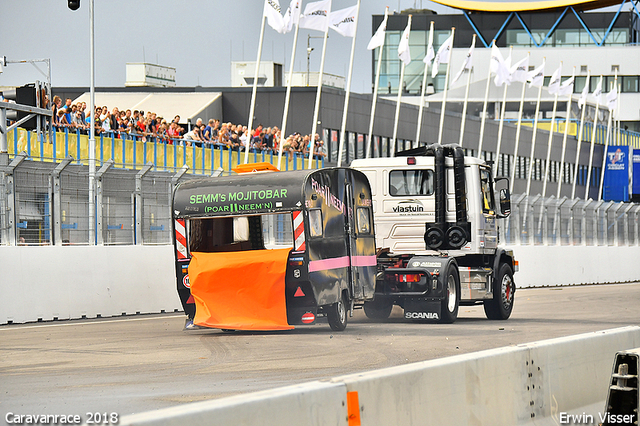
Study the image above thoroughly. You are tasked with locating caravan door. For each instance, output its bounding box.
[346,170,377,301]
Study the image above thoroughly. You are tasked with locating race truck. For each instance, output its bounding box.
[171,164,377,332]
[350,143,517,323]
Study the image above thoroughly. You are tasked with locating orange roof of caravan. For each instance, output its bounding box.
[429,0,622,12]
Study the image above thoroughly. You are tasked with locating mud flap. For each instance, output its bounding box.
[403,298,442,321]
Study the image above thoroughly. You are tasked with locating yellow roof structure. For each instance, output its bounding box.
[430,0,622,12]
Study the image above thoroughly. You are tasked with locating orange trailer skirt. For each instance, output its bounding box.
[189,249,294,331]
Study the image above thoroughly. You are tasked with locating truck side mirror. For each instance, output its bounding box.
[494,177,511,218]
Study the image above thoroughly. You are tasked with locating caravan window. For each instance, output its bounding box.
[356,208,371,235]
[308,209,323,238]
[389,170,434,196]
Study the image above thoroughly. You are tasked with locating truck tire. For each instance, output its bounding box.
[363,299,393,320]
[484,264,515,320]
[327,292,348,331]
[439,267,460,324]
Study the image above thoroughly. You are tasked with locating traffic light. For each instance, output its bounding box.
[3,84,38,130]
[68,0,80,10]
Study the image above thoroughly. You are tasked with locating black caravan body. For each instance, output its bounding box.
[172,167,376,331]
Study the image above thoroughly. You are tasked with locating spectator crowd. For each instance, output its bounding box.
[48,96,327,160]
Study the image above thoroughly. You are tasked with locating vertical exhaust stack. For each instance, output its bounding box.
[443,144,471,249]
[397,143,471,250]
[424,143,446,250]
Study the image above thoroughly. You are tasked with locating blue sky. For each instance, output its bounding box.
[0,0,459,93]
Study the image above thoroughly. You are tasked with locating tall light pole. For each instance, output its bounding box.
[306,34,324,87]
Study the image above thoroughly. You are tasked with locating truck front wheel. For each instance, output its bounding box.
[327,292,348,331]
[439,267,460,324]
[364,299,393,320]
[484,264,515,320]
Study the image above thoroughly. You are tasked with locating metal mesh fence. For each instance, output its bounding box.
[101,169,136,245]
[13,162,54,245]
[59,164,90,245]
[141,172,174,245]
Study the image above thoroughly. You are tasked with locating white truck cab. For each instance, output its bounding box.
[351,143,517,323]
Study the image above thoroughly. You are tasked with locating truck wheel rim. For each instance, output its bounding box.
[338,298,346,324]
[501,274,513,310]
[447,275,457,312]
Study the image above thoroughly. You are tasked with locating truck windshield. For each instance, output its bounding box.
[389,170,434,196]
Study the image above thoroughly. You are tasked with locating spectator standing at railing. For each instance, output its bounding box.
[263,127,273,151]
[203,119,214,142]
[239,127,249,148]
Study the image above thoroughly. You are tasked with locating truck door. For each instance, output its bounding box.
[479,167,498,252]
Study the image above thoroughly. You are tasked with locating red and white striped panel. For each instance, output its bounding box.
[175,219,188,259]
[292,211,306,252]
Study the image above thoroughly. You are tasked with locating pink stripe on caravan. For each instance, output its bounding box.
[351,255,377,267]
[308,255,377,272]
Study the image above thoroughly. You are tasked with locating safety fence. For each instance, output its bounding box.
[6,127,323,175]
[2,156,639,247]
[502,194,640,246]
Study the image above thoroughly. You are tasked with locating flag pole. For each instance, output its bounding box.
[537,64,561,236]
[493,46,512,178]
[597,72,617,201]
[366,7,388,158]
[571,71,590,199]
[391,15,411,157]
[509,52,530,193]
[308,13,331,170]
[278,15,300,170]
[477,40,496,159]
[522,58,545,233]
[557,67,575,199]
[585,75,602,200]
[437,27,455,146]
[458,34,476,147]
[337,0,361,167]
[244,15,267,164]
[416,21,434,145]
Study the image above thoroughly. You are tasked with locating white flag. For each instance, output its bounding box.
[547,66,562,94]
[528,62,545,88]
[367,8,388,50]
[606,85,618,111]
[490,44,510,86]
[451,40,474,85]
[593,76,603,104]
[283,0,301,33]
[431,33,454,79]
[398,16,412,66]
[329,5,358,37]
[510,56,529,83]
[264,0,286,34]
[423,22,435,65]
[299,0,331,32]
[558,75,575,96]
[578,77,589,108]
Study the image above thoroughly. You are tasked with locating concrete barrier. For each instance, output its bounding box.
[506,245,640,288]
[117,327,640,426]
[0,245,181,324]
[1,245,639,324]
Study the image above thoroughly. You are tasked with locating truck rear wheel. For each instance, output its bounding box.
[364,299,393,320]
[484,264,515,320]
[439,267,460,324]
[327,292,348,331]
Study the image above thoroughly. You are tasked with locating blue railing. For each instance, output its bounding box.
[8,127,325,174]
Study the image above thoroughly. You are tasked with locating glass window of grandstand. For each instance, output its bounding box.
[506,29,545,47]
[622,76,639,93]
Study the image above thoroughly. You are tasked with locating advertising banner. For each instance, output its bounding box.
[602,145,631,202]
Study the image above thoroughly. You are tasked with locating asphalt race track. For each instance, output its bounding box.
[2,283,640,422]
